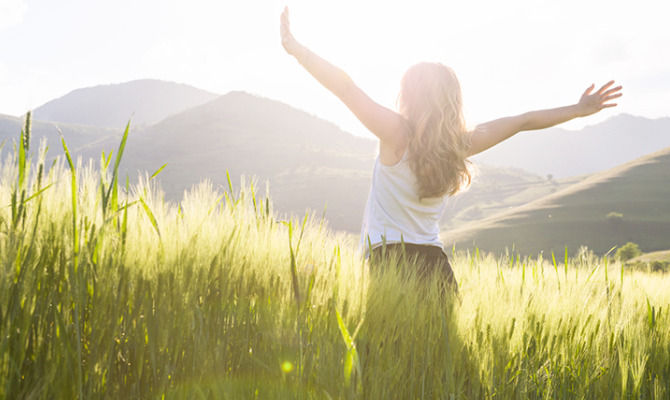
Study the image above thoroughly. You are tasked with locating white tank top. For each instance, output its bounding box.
[360,148,448,257]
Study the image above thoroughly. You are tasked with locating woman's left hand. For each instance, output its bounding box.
[576,81,623,117]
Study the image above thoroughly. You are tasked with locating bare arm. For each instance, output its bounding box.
[280,7,408,156]
[468,82,623,156]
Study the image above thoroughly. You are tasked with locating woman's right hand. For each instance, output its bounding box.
[280,7,301,56]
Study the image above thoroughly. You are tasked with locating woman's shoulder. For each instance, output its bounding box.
[378,140,409,167]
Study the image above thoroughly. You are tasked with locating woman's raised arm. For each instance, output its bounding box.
[280,7,409,155]
[467,81,622,156]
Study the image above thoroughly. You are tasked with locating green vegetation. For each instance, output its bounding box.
[2,120,670,398]
[617,242,643,262]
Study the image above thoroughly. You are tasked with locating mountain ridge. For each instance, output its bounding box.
[33,79,219,129]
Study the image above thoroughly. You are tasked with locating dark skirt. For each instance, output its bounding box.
[369,242,458,294]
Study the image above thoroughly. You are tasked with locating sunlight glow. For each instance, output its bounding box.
[0,0,668,136]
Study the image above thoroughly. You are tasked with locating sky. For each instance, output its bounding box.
[0,0,669,138]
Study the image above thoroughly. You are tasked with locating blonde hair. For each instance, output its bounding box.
[398,62,472,199]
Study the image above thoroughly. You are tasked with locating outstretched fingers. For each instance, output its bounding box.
[596,80,615,95]
[280,6,296,52]
[281,7,290,32]
[600,83,622,108]
[602,85,623,97]
[578,80,623,115]
[282,6,289,22]
[601,94,622,109]
[604,92,623,101]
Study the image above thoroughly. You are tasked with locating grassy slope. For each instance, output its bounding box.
[444,146,670,256]
[444,170,582,229]
[630,250,670,263]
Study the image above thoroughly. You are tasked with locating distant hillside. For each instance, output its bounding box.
[472,114,670,178]
[444,146,670,256]
[33,79,218,129]
[118,91,378,232]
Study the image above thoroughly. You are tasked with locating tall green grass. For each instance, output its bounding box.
[1,118,669,398]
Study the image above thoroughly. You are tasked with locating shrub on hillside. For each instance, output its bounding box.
[625,260,669,273]
[616,241,642,262]
[650,260,670,273]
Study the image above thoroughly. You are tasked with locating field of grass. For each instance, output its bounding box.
[2,119,670,398]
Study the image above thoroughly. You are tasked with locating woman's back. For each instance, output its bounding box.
[360,148,448,256]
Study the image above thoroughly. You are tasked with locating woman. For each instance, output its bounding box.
[279,7,622,291]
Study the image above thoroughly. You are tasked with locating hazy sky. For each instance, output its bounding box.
[1,0,668,138]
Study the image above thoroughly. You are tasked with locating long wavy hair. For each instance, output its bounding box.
[398,62,472,199]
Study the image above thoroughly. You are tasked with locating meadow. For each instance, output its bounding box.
[1,117,669,399]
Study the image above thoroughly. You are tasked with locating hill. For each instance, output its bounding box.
[444,146,670,256]
[33,79,218,129]
[472,114,670,178]
[119,91,378,232]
